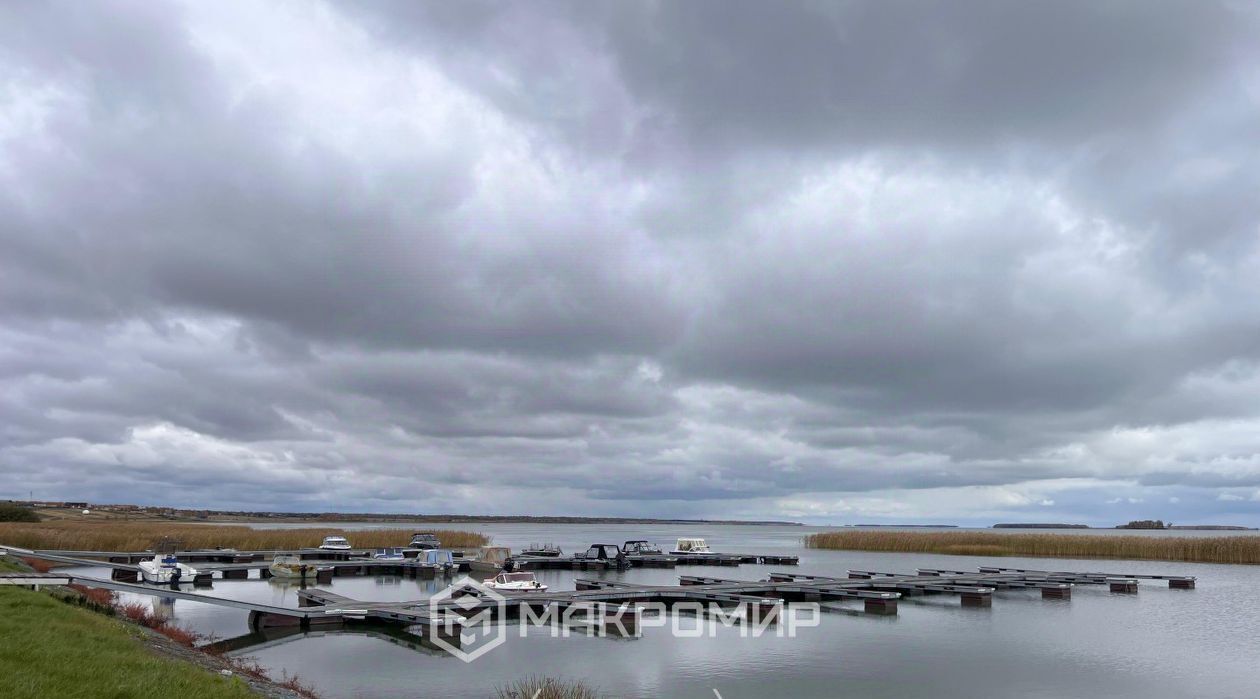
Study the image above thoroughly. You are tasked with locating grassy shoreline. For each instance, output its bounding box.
[0,584,261,699]
[0,522,489,552]
[805,530,1260,564]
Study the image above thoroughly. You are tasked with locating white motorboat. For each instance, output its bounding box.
[318,536,352,551]
[671,538,718,556]
[137,554,198,584]
[269,554,328,579]
[483,571,548,592]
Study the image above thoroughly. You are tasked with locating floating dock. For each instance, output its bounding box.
[0,545,462,585]
[3,544,794,583]
[508,551,798,571]
[0,560,1196,651]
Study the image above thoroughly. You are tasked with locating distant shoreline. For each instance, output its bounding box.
[219,515,805,526]
[19,503,802,527]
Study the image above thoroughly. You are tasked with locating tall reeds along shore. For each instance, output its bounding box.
[804,530,1260,565]
[0,521,489,552]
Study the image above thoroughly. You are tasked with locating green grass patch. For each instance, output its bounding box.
[0,586,259,699]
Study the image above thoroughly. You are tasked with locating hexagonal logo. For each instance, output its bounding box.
[426,576,509,663]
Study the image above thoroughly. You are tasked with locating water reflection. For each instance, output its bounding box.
[206,626,452,658]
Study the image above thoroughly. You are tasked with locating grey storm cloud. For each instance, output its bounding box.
[2,0,1260,524]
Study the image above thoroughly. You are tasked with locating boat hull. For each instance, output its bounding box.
[137,562,198,584]
[484,583,548,592]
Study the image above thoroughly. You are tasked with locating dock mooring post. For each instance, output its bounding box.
[864,597,898,615]
[1108,578,1139,594]
[743,599,782,624]
[1041,585,1072,599]
[603,603,641,637]
[960,591,992,608]
[247,610,304,631]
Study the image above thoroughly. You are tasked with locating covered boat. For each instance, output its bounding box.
[269,554,328,579]
[373,547,406,560]
[423,549,457,574]
[468,545,513,573]
[671,538,717,555]
[622,540,664,555]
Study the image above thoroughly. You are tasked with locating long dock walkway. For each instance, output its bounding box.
[0,558,1198,651]
[509,551,799,571]
[0,545,451,585]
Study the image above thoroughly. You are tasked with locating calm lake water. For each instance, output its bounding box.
[64,523,1260,698]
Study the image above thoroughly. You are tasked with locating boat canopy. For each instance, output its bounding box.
[477,546,511,564]
[583,544,623,559]
[424,549,455,564]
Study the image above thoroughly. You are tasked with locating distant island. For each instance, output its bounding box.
[1170,525,1257,531]
[1116,519,1169,529]
[1115,520,1257,531]
[993,523,1090,529]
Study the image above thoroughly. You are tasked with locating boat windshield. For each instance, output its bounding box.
[504,573,535,582]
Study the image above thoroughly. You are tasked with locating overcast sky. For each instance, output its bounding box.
[3,1,1260,525]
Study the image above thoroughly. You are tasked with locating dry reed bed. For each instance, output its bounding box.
[497,676,601,699]
[0,522,489,552]
[804,530,1260,565]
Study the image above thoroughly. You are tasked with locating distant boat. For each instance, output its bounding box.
[671,538,718,556]
[622,540,664,555]
[484,571,547,592]
[138,554,198,585]
[408,532,440,550]
[372,547,406,561]
[318,536,352,551]
[520,543,563,557]
[269,554,328,579]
